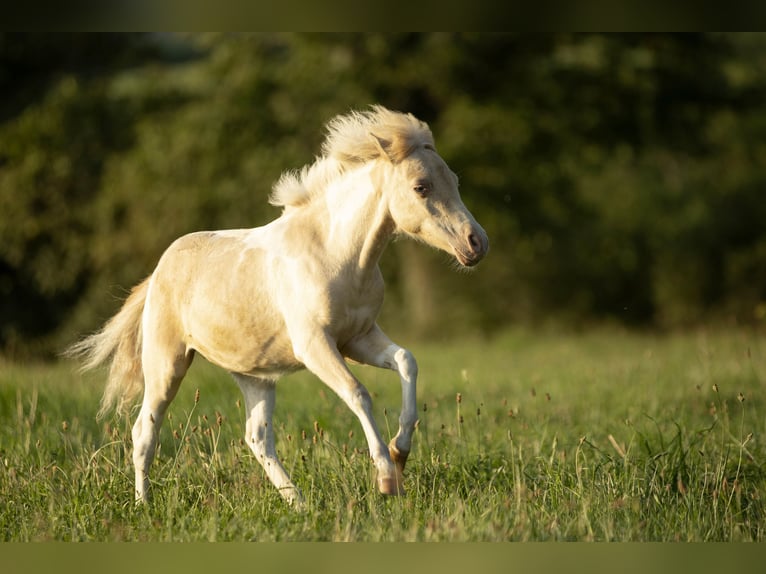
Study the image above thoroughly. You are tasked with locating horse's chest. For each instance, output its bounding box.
[339,300,377,333]
[330,282,383,342]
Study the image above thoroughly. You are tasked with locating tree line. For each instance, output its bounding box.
[2,33,766,357]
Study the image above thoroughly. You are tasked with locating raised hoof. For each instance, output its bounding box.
[389,444,409,473]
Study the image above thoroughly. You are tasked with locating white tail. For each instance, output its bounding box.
[65,277,150,418]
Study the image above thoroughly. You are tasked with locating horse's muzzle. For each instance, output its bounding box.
[455,225,489,267]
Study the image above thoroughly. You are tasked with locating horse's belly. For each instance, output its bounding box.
[187,318,302,377]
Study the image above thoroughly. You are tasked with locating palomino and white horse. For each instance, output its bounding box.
[68,105,488,506]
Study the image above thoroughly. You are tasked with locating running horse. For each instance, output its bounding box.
[68,105,489,506]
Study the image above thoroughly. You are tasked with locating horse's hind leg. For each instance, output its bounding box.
[233,374,303,507]
[132,341,193,502]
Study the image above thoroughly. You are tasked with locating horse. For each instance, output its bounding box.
[66,105,489,506]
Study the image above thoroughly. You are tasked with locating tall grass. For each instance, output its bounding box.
[1,328,764,541]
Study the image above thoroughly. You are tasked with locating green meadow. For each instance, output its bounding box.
[1,328,764,541]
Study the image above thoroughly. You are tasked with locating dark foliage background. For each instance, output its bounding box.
[2,33,765,357]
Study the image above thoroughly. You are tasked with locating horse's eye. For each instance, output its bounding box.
[413,183,430,197]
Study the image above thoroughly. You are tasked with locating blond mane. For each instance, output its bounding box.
[270,105,434,209]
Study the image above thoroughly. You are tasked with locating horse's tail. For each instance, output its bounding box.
[65,277,150,418]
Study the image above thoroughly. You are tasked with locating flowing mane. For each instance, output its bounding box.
[269,105,435,209]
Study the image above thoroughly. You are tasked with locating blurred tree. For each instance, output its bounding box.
[1,33,765,358]
[0,34,148,355]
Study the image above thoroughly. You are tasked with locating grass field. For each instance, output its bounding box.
[1,327,765,541]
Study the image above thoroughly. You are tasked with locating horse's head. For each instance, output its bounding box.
[317,106,488,267]
[376,138,489,268]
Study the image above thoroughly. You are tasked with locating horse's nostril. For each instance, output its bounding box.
[468,232,480,252]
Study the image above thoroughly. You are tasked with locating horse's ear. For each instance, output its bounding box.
[370,132,396,162]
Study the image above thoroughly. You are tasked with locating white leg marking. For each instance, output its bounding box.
[345,326,419,476]
[234,374,303,506]
[293,330,402,494]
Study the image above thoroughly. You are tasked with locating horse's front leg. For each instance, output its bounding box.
[290,328,404,495]
[343,324,418,476]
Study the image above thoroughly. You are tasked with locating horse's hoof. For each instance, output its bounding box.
[389,444,409,473]
[377,468,406,496]
[284,489,306,511]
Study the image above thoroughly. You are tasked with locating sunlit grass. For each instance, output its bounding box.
[1,328,764,541]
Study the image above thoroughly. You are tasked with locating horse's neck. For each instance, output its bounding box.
[354,196,395,271]
[312,165,395,273]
